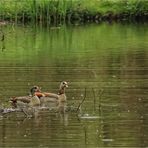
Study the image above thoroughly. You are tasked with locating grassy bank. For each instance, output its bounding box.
[0,0,148,24]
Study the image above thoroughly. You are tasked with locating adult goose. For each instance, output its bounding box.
[36,81,68,107]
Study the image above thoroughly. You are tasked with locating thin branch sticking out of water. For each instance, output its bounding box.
[0,107,36,117]
[76,88,87,112]
[92,88,96,112]
[98,89,104,101]
[1,108,22,115]
[97,89,104,112]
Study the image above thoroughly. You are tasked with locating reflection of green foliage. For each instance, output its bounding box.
[0,23,147,67]
[0,0,148,22]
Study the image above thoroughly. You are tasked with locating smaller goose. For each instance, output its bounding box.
[10,86,41,109]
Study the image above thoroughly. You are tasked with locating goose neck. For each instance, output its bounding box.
[58,87,65,95]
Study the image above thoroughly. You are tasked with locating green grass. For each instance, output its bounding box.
[0,0,148,23]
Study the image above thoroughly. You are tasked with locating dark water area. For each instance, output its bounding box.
[0,22,148,147]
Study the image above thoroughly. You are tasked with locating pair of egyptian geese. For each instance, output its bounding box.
[10,81,68,109]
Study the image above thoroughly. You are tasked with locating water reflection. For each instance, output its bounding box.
[0,22,148,147]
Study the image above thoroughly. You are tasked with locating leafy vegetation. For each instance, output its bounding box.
[0,0,148,24]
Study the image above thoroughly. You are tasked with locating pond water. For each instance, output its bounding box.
[0,22,148,147]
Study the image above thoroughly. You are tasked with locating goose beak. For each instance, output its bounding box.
[37,87,41,92]
[65,82,68,88]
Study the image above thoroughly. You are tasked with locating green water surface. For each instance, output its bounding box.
[0,22,148,147]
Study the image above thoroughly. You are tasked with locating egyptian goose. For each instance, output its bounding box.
[38,81,68,107]
[10,86,41,108]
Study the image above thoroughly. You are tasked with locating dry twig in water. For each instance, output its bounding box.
[76,88,87,112]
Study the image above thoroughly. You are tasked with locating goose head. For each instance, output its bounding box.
[58,81,68,95]
[30,86,41,96]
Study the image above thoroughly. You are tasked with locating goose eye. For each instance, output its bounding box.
[63,81,68,85]
[33,86,37,89]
